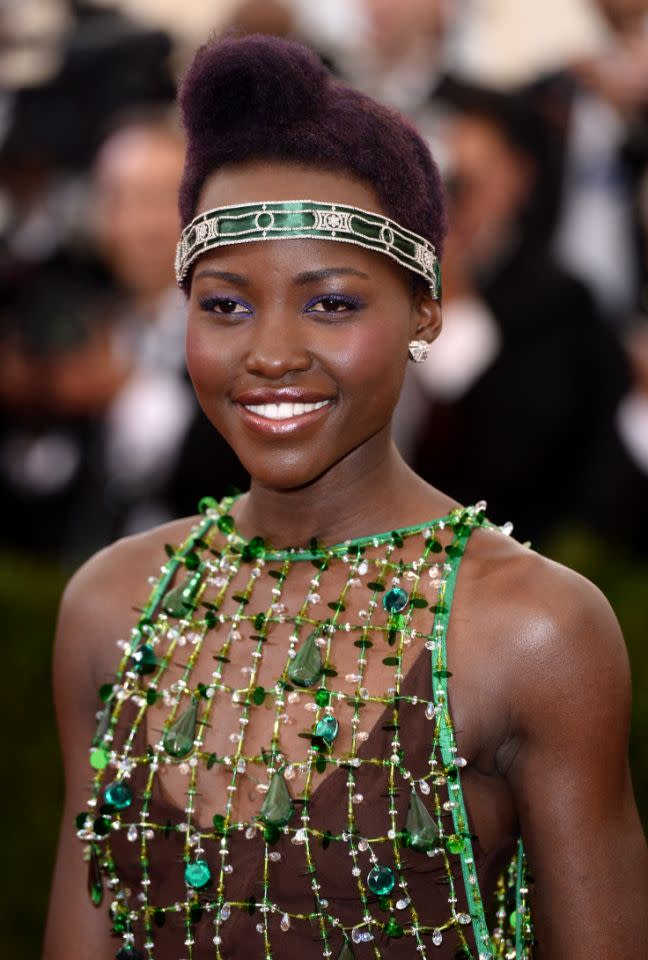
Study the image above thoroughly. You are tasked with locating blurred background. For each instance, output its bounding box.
[1,0,648,953]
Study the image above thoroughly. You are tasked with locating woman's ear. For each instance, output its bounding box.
[411,290,442,344]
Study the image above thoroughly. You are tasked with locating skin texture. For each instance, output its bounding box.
[44,162,648,959]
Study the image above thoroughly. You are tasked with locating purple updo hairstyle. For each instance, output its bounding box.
[178,34,447,274]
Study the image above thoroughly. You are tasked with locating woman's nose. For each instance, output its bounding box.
[244,311,312,379]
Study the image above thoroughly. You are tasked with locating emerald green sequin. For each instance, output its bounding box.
[104,781,132,810]
[313,714,339,747]
[163,698,198,759]
[287,629,322,687]
[405,789,438,852]
[259,770,294,826]
[367,864,395,896]
[184,859,211,889]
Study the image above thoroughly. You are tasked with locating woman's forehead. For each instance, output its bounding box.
[190,234,395,286]
[196,161,387,219]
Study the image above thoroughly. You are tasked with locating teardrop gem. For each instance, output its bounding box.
[163,698,198,759]
[367,864,396,896]
[163,571,202,618]
[92,703,111,747]
[104,781,133,810]
[405,789,438,853]
[87,844,103,907]
[287,630,322,688]
[131,643,157,675]
[259,770,294,827]
[382,588,409,613]
[337,938,355,960]
[313,714,339,748]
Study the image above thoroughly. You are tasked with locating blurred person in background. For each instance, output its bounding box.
[532,0,648,322]
[88,115,248,541]
[405,89,632,549]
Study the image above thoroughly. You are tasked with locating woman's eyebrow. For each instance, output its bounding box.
[293,267,369,285]
[193,268,249,286]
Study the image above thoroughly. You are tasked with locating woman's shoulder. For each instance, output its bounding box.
[56,515,202,675]
[461,524,628,701]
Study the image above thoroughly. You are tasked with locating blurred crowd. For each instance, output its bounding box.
[2,0,648,565]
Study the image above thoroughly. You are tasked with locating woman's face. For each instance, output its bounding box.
[185,162,438,490]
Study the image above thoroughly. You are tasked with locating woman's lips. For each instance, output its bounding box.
[234,398,334,435]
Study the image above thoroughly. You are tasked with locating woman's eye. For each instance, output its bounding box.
[306,295,362,314]
[198,296,252,315]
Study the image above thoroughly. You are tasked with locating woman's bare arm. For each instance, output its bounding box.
[502,565,648,958]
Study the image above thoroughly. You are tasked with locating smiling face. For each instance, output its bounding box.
[185,162,439,491]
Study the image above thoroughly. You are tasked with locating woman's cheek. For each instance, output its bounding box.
[332,317,406,397]
[185,321,225,397]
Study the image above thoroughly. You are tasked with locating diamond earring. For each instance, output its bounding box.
[408,340,429,363]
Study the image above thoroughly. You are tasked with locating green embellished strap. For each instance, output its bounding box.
[175,199,441,297]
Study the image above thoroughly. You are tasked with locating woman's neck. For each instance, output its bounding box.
[232,433,450,548]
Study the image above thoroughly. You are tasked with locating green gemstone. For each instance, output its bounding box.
[212,813,226,833]
[287,630,322,688]
[247,536,266,558]
[217,514,235,534]
[131,643,157,675]
[382,588,409,613]
[163,698,198,759]
[87,845,103,907]
[313,714,339,747]
[104,781,133,810]
[252,686,266,706]
[446,833,466,854]
[93,815,112,836]
[198,496,217,513]
[90,747,109,770]
[163,571,202,618]
[259,770,294,826]
[405,789,438,853]
[367,864,396,896]
[314,688,330,707]
[385,917,404,938]
[184,859,211,889]
[99,683,114,702]
[337,939,355,960]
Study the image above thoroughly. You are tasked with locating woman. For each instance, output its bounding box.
[44,34,647,960]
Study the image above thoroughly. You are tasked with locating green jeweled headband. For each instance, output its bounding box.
[175,199,441,297]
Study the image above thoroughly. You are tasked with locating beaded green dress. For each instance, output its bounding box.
[78,494,533,960]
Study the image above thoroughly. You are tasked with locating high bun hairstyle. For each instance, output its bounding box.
[178,33,447,260]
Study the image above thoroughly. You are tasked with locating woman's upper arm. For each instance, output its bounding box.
[504,569,648,959]
[43,551,124,960]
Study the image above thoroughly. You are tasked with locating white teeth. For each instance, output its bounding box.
[243,400,329,420]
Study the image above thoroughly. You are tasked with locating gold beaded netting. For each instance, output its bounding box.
[78,495,533,960]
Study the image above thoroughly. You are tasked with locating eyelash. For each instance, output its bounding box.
[197,293,364,319]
